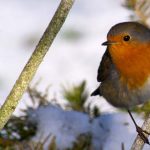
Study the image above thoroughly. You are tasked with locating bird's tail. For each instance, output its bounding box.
[91,87,100,96]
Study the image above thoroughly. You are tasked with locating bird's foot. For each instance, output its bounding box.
[136,126,150,145]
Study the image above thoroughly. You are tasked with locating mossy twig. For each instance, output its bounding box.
[0,0,75,130]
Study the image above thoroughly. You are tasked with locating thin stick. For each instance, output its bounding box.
[0,0,75,130]
[130,114,150,150]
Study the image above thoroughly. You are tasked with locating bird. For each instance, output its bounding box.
[91,21,150,144]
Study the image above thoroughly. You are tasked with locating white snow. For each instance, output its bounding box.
[0,0,131,111]
[0,0,149,149]
[29,105,150,150]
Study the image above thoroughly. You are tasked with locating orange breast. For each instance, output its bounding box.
[109,42,150,89]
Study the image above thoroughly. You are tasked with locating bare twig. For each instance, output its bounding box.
[134,0,150,27]
[0,0,75,130]
[130,114,150,150]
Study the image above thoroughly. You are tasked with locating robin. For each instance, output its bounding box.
[91,22,150,144]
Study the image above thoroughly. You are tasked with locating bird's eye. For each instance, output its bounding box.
[123,35,130,41]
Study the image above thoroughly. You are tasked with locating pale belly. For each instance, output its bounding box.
[100,70,150,109]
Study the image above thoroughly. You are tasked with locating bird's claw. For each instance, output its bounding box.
[136,126,150,145]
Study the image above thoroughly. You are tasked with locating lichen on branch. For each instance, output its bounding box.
[0,0,75,130]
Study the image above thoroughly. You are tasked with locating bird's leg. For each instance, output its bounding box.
[127,109,150,145]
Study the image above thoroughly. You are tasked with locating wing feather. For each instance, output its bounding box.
[97,49,112,82]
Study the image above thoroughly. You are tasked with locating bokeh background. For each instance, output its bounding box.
[0,0,131,112]
[0,0,150,149]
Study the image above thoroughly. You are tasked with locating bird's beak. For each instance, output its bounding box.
[102,41,116,46]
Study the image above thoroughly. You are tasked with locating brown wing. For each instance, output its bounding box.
[97,49,112,82]
[91,49,112,96]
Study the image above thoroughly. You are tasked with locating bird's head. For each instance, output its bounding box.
[102,22,150,88]
[102,22,150,58]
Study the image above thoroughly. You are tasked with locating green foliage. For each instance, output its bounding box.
[48,136,57,150]
[0,81,94,149]
[123,0,136,10]
[61,28,83,41]
[123,0,138,21]
[67,133,92,150]
[63,81,88,111]
[0,115,37,149]
[0,116,37,141]
[132,101,150,118]
[92,106,101,118]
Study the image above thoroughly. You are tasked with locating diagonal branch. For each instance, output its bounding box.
[0,0,75,130]
[130,114,150,150]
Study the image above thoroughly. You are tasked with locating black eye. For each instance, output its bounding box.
[123,35,130,41]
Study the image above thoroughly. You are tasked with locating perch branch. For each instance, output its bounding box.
[130,114,150,150]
